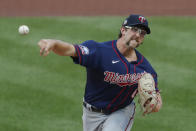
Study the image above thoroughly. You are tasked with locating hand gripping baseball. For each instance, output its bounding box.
[38,39,55,56]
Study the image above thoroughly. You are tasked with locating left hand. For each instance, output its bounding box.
[152,92,162,112]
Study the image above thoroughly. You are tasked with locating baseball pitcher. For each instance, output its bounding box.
[38,14,162,131]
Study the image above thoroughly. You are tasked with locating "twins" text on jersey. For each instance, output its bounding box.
[104,71,147,87]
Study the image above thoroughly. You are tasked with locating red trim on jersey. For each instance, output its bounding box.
[136,55,144,66]
[106,40,129,110]
[111,48,144,112]
[111,85,136,112]
[125,104,136,131]
[112,41,129,74]
[134,55,144,72]
[75,45,82,65]
[134,65,136,73]
[106,87,127,109]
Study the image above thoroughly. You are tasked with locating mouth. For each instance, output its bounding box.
[132,39,141,48]
[131,39,140,44]
[132,38,139,43]
[125,40,139,48]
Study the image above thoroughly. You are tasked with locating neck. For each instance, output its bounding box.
[116,39,137,62]
[116,39,134,56]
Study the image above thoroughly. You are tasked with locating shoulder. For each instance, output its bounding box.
[80,40,97,46]
[136,49,157,75]
[81,40,114,49]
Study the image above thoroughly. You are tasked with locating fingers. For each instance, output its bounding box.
[38,39,45,56]
[40,47,49,56]
[40,47,45,56]
[38,39,51,56]
[43,46,50,56]
[40,46,50,56]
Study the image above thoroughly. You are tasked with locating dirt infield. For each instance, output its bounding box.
[0,0,196,16]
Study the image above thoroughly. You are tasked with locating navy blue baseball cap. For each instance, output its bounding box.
[122,14,151,34]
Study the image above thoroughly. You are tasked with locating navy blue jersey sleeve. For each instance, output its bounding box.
[152,73,159,92]
[72,40,101,68]
[142,57,159,92]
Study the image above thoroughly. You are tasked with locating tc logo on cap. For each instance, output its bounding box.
[138,16,146,23]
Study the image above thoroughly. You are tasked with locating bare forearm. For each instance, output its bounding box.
[52,40,77,56]
[38,39,77,57]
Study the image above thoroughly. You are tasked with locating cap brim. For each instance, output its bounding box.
[144,26,151,34]
[136,24,151,34]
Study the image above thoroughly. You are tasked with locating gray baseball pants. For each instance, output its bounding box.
[82,102,135,131]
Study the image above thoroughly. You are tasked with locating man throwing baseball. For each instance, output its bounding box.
[38,14,162,131]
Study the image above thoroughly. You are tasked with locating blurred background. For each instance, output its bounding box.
[0,0,195,131]
[0,0,196,16]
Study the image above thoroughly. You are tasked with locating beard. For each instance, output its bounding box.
[126,39,141,48]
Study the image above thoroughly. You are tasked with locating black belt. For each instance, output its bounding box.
[83,102,111,115]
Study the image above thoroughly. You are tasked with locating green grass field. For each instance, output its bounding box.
[0,16,196,131]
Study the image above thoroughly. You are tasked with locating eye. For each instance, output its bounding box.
[140,30,147,36]
[131,27,139,32]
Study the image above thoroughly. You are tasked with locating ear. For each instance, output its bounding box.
[120,27,127,36]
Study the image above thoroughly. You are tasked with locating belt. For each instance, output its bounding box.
[83,101,111,115]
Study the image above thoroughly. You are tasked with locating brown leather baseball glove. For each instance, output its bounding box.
[138,73,158,115]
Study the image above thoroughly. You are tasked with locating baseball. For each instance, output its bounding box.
[18,25,29,35]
